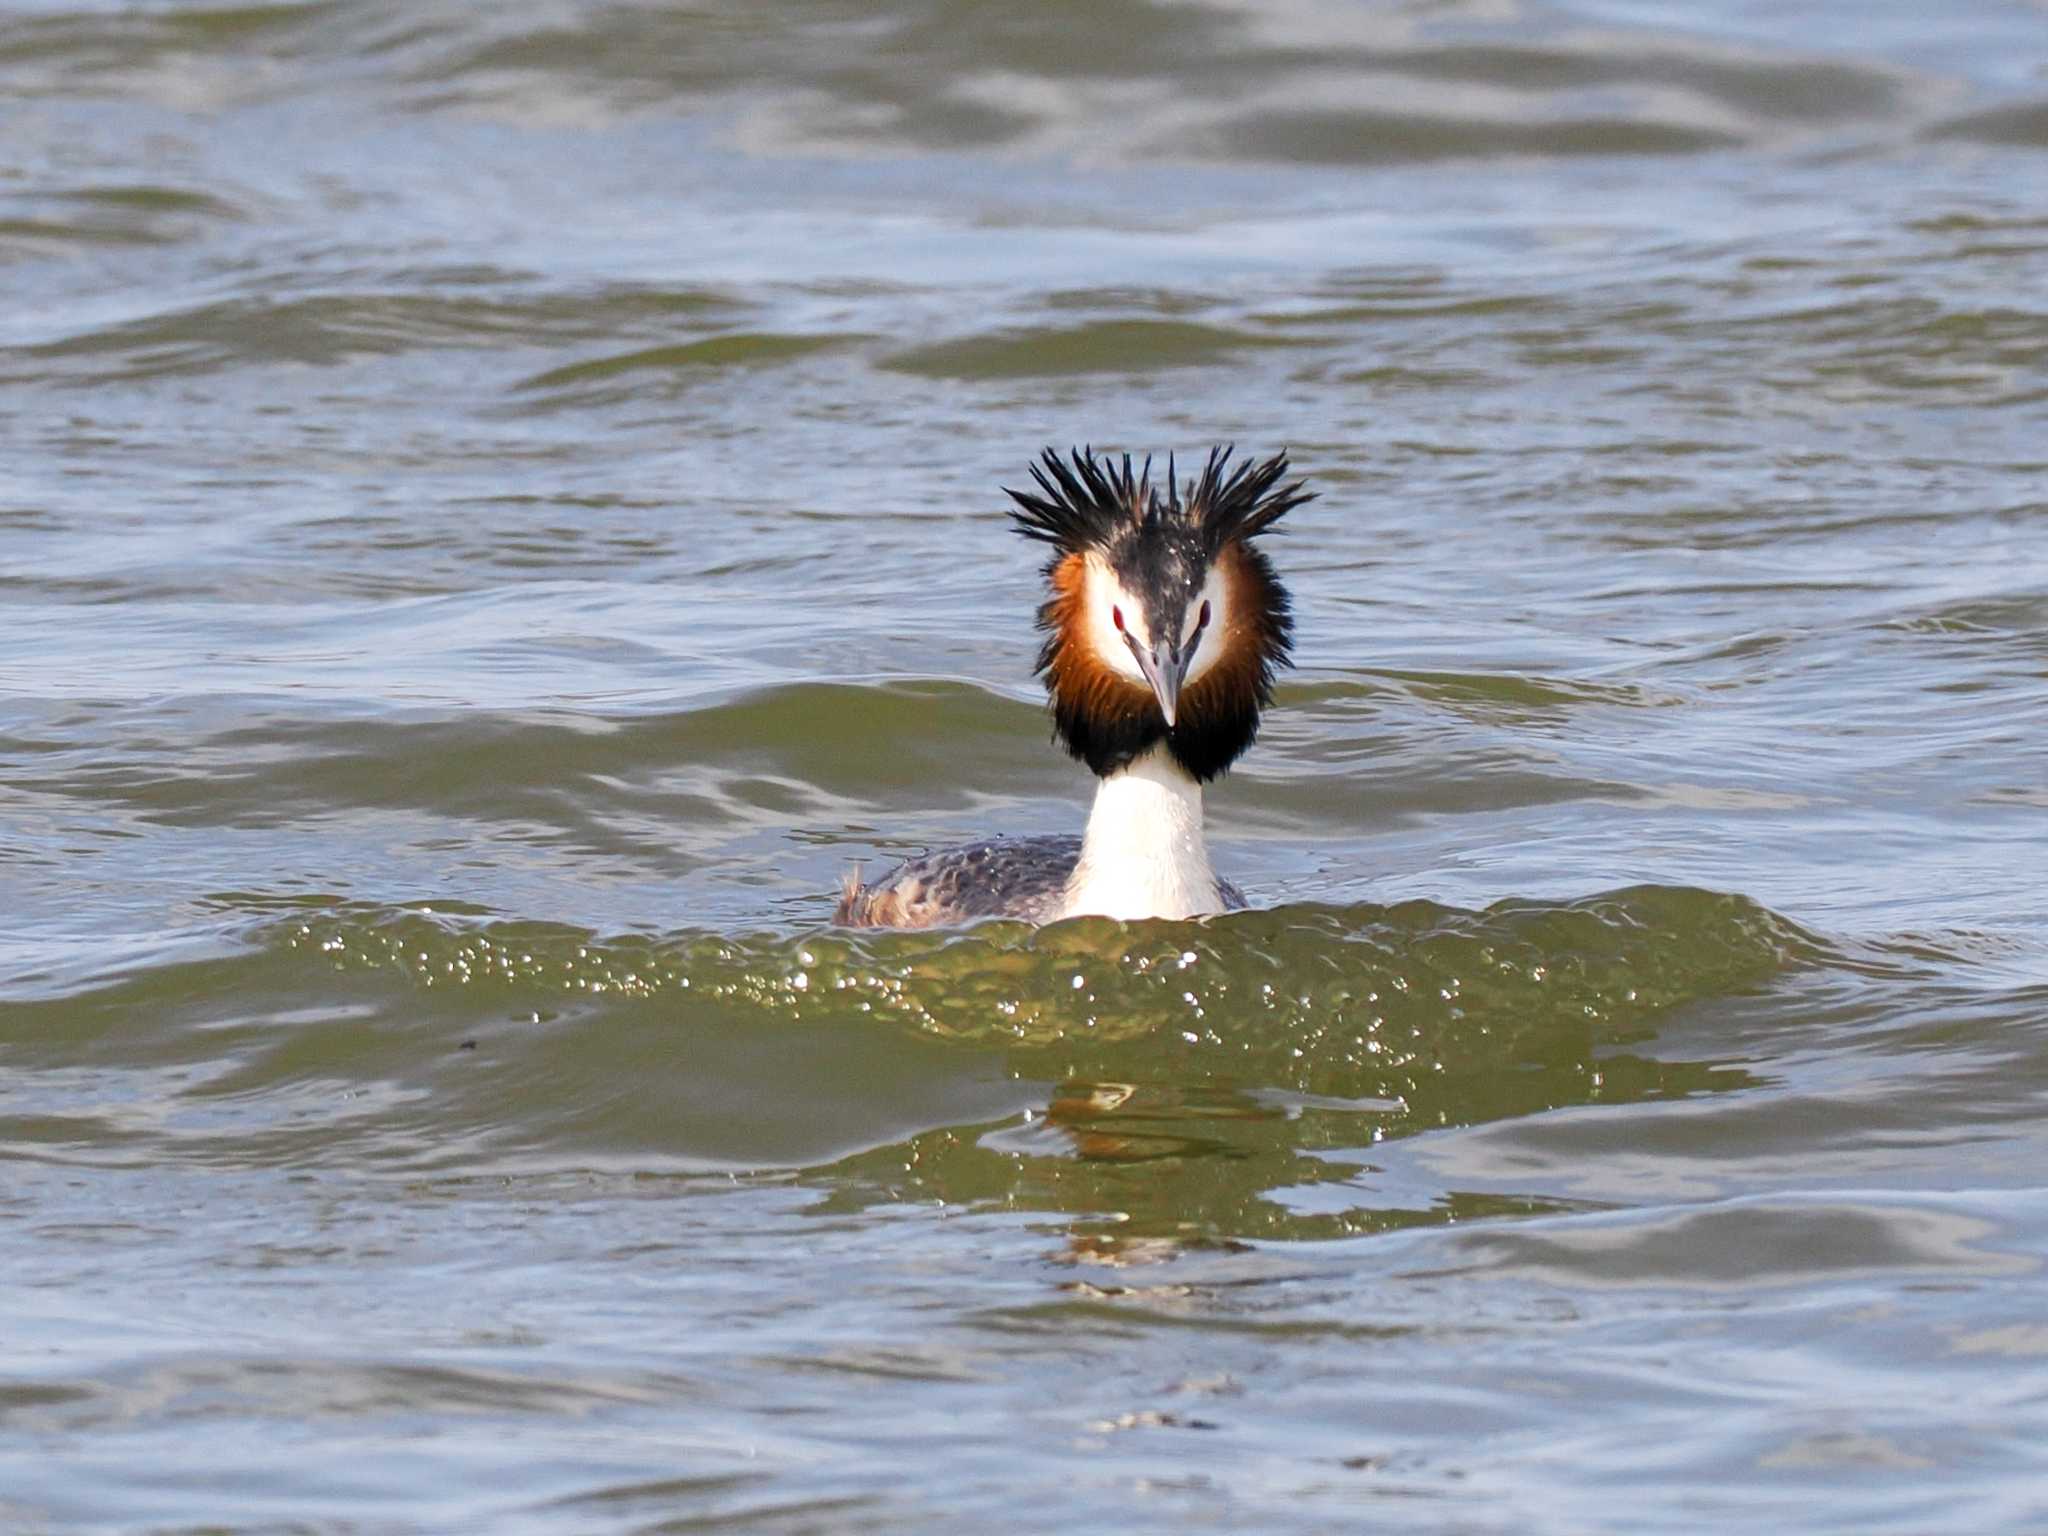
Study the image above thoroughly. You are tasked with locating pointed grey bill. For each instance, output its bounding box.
[1127,633,1186,728]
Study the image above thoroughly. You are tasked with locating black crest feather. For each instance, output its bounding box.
[1181,444,1316,554]
[1005,445,1311,554]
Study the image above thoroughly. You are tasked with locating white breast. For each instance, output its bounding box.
[1056,747,1223,921]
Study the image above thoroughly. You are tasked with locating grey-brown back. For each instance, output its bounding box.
[837,835,1082,928]
[837,834,1246,928]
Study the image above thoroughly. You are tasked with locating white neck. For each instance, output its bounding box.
[1057,747,1222,922]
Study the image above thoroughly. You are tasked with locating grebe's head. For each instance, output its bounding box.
[1006,445,1310,782]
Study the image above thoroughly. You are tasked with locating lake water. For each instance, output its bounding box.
[4,1,2048,1529]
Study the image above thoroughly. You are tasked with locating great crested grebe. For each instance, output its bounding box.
[837,445,1310,928]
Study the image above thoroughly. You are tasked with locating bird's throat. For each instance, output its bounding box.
[1057,747,1221,921]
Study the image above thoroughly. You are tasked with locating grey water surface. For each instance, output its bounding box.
[4,1,2048,1530]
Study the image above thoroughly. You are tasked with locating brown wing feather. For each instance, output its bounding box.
[836,835,1083,928]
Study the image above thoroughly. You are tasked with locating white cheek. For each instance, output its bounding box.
[1085,562,1149,682]
[1182,568,1232,686]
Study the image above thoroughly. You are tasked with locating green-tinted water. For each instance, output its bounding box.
[5,2,2048,1529]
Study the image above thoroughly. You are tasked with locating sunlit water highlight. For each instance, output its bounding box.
[4,1,2048,1530]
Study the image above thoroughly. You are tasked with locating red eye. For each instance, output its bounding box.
[1198,600,1211,629]
[1111,605,1126,633]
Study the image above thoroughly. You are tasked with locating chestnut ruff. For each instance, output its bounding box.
[1011,446,1306,783]
[1037,540,1292,781]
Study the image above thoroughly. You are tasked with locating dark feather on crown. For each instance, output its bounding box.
[1005,445,1313,556]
